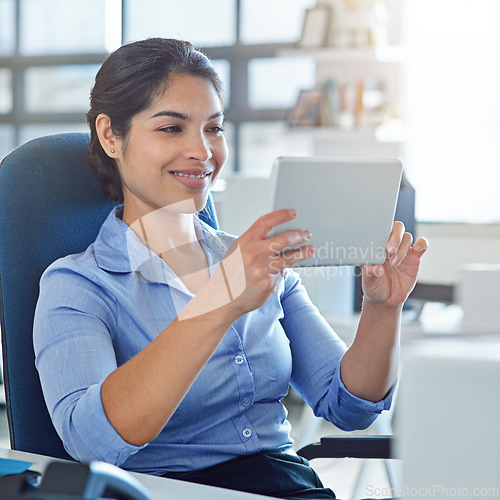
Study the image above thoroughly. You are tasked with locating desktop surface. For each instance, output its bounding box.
[0,448,274,500]
[324,303,500,347]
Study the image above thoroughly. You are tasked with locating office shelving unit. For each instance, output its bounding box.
[278,42,406,159]
[277,45,405,63]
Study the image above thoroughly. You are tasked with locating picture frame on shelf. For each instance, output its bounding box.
[298,6,332,48]
[287,88,327,127]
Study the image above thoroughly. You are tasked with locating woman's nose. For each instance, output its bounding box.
[186,132,212,162]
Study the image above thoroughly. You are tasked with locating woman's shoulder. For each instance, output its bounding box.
[40,244,103,286]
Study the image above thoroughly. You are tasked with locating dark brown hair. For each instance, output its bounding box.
[86,38,225,201]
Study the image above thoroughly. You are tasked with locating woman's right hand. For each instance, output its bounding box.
[220,209,315,316]
[178,209,314,322]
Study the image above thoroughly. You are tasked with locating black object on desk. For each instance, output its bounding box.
[0,460,153,500]
[298,434,395,460]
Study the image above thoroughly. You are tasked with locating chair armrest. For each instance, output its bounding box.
[297,435,396,460]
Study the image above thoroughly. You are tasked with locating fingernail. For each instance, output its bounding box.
[304,231,312,240]
[289,209,297,217]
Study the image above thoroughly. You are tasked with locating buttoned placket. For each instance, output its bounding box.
[195,223,260,449]
[225,323,260,452]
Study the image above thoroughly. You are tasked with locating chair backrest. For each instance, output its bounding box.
[0,132,218,459]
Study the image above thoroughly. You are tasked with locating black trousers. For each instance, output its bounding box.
[162,450,336,499]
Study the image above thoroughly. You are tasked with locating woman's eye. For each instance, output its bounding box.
[159,125,181,133]
[208,125,225,134]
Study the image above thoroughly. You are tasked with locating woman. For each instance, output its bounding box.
[34,38,427,499]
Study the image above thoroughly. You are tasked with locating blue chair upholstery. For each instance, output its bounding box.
[0,133,218,459]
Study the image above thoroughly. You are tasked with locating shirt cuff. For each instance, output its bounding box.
[64,382,146,465]
[329,365,395,431]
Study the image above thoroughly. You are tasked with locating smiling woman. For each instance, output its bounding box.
[95,73,228,223]
[86,38,226,203]
[33,37,427,500]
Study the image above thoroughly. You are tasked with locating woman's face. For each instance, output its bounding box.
[114,73,227,223]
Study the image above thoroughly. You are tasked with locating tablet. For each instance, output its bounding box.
[268,156,403,267]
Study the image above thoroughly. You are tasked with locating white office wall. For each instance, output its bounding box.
[402,0,500,223]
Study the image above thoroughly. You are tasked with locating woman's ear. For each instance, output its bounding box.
[95,113,120,158]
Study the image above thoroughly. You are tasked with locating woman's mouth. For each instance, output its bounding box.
[173,171,211,180]
[171,169,213,189]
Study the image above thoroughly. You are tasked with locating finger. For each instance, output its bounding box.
[389,231,413,266]
[267,229,312,256]
[411,236,429,255]
[398,236,429,265]
[270,245,316,272]
[386,221,405,261]
[247,209,298,240]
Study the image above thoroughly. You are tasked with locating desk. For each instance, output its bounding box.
[0,448,274,500]
[324,304,500,347]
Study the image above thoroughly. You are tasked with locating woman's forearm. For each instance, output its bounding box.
[340,298,401,402]
[101,266,241,447]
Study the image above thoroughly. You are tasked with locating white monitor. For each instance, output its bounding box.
[399,340,500,499]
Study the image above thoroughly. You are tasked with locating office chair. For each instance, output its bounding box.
[0,132,218,459]
[0,133,393,478]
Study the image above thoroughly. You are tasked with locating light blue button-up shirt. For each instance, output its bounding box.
[33,206,393,476]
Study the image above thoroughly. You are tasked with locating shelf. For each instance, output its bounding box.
[277,45,405,63]
[286,123,405,143]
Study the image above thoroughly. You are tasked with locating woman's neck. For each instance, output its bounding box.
[123,202,200,257]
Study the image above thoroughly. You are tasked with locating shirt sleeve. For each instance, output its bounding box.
[279,270,395,431]
[33,262,146,465]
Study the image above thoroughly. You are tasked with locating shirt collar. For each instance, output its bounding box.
[93,206,234,292]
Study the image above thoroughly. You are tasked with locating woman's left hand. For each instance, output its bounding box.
[362,221,428,309]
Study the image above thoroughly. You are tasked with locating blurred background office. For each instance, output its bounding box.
[2,1,500,497]
[2,0,500,291]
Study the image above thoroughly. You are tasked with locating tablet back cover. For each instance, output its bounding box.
[269,157,403,266]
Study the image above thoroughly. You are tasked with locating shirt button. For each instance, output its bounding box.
[242,428,252,438]
[234,355,245,365]
[242,397,251,407]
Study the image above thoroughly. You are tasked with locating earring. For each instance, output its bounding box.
[110,149,115,154]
